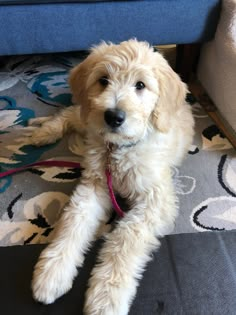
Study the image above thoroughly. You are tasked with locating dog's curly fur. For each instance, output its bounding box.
[30,40,194,315]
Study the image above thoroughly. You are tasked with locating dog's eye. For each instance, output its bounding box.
[99,76,109,87]
[135,81,145,90]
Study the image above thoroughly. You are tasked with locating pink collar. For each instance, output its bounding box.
[0,159,125,218]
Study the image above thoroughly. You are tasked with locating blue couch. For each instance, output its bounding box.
[0,0,221,56]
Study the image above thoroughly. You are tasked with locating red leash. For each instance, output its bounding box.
[105,168,124,218]
[0,160,81,178]
[0,160,124,217]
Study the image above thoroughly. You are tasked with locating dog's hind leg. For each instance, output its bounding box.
[28,116,54,126]
[32,176,111,305]
[27,105,83,146]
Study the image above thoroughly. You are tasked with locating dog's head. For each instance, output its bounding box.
[70,39,187,146]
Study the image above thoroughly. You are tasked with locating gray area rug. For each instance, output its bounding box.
[0,53,235,246]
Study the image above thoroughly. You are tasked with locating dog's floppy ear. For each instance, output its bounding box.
[151,54,187,132]
[69,54,98,121]
[69,62,85,105]
[69,42,110,121]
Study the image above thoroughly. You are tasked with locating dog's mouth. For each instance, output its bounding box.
[107,126,120,134]
[100,127,132,138]
[100,126,144,149]
[89,109,146,145]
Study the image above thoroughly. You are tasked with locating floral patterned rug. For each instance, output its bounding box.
[0,53,235,246]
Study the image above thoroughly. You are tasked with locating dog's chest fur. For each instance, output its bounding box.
[84,139,165,202]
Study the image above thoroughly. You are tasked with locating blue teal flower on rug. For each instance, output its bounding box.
[0,96,34,127]
[0,96,57,193]
[27,71,72,106]
[0,173,11,193]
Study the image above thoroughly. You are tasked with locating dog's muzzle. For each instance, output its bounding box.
[104,108,126,128]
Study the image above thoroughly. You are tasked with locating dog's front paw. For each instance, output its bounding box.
[84,278,131,315]
[32,253,77,304]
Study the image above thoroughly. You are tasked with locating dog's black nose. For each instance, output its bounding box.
[104,109,126,128]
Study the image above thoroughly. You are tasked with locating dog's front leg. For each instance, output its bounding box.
[32,177,110,305]
[84,185,177,315]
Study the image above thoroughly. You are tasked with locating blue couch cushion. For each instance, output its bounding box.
[0,0,116,4]
[0,0,221,55]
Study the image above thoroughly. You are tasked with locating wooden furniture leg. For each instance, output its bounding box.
[176,43,201,83]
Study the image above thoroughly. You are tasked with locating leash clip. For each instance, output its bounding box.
[106,142,114,171]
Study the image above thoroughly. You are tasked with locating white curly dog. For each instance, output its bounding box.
[30,40,194,315]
